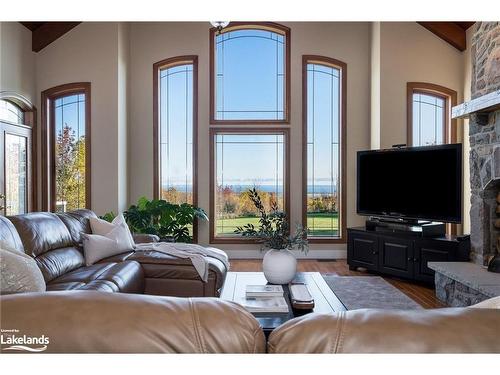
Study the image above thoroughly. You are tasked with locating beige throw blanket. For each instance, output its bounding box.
[134,242,230,282]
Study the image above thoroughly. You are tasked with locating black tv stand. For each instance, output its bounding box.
[365,217,446,237]
[347,227,470,284]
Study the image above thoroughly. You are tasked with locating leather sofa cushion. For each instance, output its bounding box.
[0,291,266,353]
[47,260,144,294]
[0,216,24,252]
[8,213,73,257]
[268,308,500,353]
[35,247,86,282]
[57,209,97,245]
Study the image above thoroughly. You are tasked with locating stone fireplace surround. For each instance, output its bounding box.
[431,22,500,306]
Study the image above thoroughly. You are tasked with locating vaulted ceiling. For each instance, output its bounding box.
[20,22,476,53]
[20,22,81,52]
[417,22,475,51]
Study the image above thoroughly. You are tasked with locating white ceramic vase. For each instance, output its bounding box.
[262,248,297,284]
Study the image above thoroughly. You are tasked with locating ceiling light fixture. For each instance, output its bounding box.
[210,21,230,34]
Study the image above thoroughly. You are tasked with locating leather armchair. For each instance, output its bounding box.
[0,291,265,353]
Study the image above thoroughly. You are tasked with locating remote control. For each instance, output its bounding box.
[290,284,313,302]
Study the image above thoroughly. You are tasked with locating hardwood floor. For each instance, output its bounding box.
[230,259,444,309]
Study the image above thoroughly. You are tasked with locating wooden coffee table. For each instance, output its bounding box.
[220,272,347,336]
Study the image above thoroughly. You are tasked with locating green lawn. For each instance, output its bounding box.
[216,212,339,237]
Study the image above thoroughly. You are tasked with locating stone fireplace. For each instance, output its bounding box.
[469,21,500,266]
[429,22,500,306]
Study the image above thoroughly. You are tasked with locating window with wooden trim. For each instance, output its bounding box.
[407,82,457,147]
[41,83,91,212]
[210,22,290,123]
[303,56,347,242]
[210,129,290,243]
[154,56,197,207]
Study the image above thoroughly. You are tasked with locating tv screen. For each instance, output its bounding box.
[357,144,462,223]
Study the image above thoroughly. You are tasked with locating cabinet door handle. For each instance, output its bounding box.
[414,258,419,262]
[372,251,378,255]
[407,257,412,261]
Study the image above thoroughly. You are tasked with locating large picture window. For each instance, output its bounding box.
[210,22,290,124]
[303,56,346,242]
[407,82,457,147]
[154,56,197,206]
[41,83,91,212]
[210,129,289,243]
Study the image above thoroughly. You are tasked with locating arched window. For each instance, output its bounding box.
[41,83,91,212]
[153,56,198,240]
[302,56,347,242]
[407,82,457,147]
[210,22,290,123]
[0,93,37,215]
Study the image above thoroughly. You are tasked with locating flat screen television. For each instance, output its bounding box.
[357,144,462,223]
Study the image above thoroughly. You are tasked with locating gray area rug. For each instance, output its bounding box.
[322,275,423,310]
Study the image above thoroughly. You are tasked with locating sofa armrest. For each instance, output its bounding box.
[268,308,500,353]
[132,233,160,244]
[0,291,265,353]
[470,296,500,309]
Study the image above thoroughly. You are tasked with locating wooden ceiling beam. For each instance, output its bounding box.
[417,22,469,51]
[27,22,81,52]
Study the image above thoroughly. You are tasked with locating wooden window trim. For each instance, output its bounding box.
[0,92,37,211]
[153,55,199,242]
[209,22,291,125]
[41,82,91,212]
[302,55,347,244]
[406,82,458,235]
[209,127,291,244]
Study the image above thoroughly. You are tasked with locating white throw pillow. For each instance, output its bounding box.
[81,227,128,266]
[0,241,46,294]
[89,214,135,249]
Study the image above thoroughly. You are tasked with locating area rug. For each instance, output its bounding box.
[322,275,423,310]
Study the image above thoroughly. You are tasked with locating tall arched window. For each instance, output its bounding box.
[407,82,457,147]
[210,22,290,124]
[153,56,198,240]
[41,83,91,212]
[208,23,291,243]
[303,56,347,243]
[0,92,37,215]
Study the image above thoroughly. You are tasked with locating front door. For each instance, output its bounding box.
[0,122,32,216]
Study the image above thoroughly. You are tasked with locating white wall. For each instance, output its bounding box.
[379,22,465,149]
[35,22,128,214]
[128,22,372,258]
[0,22,36,104]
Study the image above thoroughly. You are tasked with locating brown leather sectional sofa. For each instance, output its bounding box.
[1,291,499,353]
[0,209,227,297]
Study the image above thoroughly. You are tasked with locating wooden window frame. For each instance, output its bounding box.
[407,82,458,235]
[209,22,291,125]
[0,92,37,211]
[153,55,199,242]
[209,127,291,244]
[41,82,91,212]
[302,55,347,244]
[406,82,457,147]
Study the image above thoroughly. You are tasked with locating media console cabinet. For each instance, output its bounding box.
[347,227,470,284]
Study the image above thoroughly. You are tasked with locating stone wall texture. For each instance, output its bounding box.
[469,22,500,265]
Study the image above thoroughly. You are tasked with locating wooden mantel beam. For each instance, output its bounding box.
[417,22,468,51]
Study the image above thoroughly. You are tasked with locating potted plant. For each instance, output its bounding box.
[234,188,308,284]
[101,196,208,243]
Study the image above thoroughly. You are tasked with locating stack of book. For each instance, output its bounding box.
[238,285,289,314]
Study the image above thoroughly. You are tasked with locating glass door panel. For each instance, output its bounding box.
[4,133,28,215]
[0,122,32,216]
